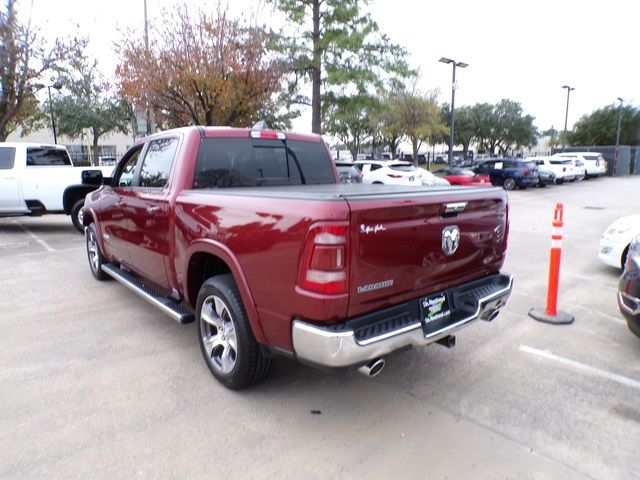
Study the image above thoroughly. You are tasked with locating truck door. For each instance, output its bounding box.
[98,145,144,265]
[0,146,22,212]
[126,136,180,291]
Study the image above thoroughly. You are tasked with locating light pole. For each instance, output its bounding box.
[561,85,575,149]
[34,81,63,144]
[614,97,623,176]
[439,57,468,166]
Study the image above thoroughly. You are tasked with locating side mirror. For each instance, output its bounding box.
[81,169,104,186]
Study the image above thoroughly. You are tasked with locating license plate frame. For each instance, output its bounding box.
[420,292,452,334]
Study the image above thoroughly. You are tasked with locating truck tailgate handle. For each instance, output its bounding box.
[442,202,468,216]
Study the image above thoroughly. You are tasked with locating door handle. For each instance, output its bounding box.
[146,206,162,215]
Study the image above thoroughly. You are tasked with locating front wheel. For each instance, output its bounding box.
[86,224,108,280]
[196,274,272,389]
[71,199,85,233]
[503,177,517,190]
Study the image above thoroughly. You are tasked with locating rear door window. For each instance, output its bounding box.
[193,138,334,188]
[26,147,72,166]
[0,147,15,169]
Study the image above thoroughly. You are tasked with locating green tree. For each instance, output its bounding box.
[53,54,131,165]
[270,0,410,134]
[0,0,79,140]
[324,92,380,160]
[476,100,537,155]
[568,104,640,146]
[449,105,476,159]
[395,87,446,163]
[369,88,407,159]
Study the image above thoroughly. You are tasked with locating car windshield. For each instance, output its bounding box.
[452,169,475,176]
[583,154,601,161]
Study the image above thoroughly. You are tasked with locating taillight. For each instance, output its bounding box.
[386,174,402,178]
[298,223,349,295]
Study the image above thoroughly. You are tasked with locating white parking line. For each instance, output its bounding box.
[11,220,56,253]
[519,344,640,391]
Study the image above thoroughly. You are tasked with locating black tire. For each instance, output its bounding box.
[503,177,517,190]
[71,199,85,233]
[86,224,108,281]
[196,274,272,390]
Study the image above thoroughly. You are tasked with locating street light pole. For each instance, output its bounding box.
[614,97,623,176]
[440,57,468,166]
[45,81,63,144]
[561,85,575,149]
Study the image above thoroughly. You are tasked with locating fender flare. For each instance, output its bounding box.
[182,239,267,345]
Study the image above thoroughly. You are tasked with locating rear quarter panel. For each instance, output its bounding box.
[175,190,351,351]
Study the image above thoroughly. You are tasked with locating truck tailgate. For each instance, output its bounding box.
[344,186,508,318]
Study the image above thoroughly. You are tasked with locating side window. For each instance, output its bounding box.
[139,137,179,188]
[114,147,143,187]
[26,147,72,166]
[0,147,15,169]
[370,164,382,171]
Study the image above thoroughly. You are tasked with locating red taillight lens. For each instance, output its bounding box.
[299,223,349,295]
[386,174,403,178]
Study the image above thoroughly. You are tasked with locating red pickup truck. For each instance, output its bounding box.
[82,126,513,389]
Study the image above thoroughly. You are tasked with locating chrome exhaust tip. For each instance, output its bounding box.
[482,308,501,321]
[357,358,385,378]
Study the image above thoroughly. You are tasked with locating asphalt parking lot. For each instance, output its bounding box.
[1,176,639,479]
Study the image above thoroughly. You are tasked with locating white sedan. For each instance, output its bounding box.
[419,168,450,186]
[354,160,422,186]
[598,214,640,268]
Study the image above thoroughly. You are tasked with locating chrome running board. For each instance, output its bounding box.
[102,263,194,324]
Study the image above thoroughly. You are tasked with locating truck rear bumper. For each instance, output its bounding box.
[292,272,513,368]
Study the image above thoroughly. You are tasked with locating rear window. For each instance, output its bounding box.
[193,138,335,188]
[583,154,601,161]
[26,147,72,166]
[389,163,416,172]
[0,147,15,169]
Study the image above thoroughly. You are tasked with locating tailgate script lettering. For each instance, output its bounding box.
[360,224,386,235]
[357,279,394,294]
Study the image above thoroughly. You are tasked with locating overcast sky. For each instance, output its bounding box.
[26,0,639,134]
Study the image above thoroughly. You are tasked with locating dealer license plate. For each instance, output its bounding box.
[420,292,451,333]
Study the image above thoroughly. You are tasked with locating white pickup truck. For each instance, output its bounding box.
[0,142,112,231]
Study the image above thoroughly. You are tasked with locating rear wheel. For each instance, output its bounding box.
[196,274,272,389]
[503,177,517,190]
[86,224,108,280]
[71,199,85,233]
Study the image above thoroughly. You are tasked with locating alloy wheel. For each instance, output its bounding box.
[200,295,238,374]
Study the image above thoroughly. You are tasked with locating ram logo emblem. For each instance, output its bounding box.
[442,226,460,256]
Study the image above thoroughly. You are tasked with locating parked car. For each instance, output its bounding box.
[432,168,491,187]
[81,126,513,389]
[474,158,539,190]
[418,168,450,186]
[526,156,577,184]
[618,234,640,339]
[552,152,607,178]
[536,168,555,187]
[354,160,422,186]
[598,215,640,269]
[0,142,112,231]
[335,161,363,184]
